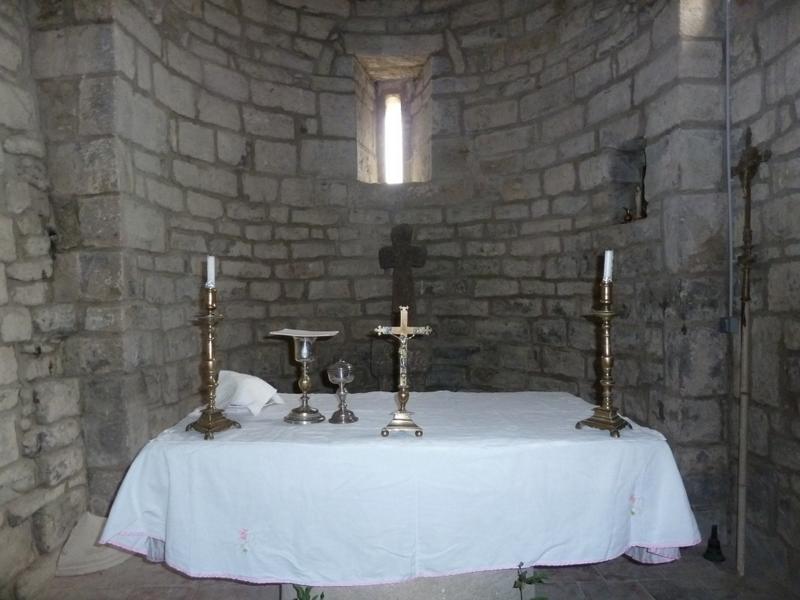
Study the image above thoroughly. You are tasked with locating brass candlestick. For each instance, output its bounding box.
[186,286,241,439]
[575,280,630,437]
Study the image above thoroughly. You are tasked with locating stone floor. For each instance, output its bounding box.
[39,546,797,600]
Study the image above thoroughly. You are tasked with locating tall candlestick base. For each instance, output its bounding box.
[186,286,241,440]
[576,280,630,438]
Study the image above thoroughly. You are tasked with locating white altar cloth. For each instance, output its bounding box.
[101,391,700,586]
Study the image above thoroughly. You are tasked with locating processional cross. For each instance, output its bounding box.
[374,306,432,437]
[732,128,771,326]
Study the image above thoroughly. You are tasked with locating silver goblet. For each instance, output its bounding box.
[327,359,357,424]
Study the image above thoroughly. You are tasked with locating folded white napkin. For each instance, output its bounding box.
[216,370,284,415]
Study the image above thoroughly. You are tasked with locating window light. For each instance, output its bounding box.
[384,94,403,184]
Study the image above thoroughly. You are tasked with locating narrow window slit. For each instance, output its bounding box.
[384,94,403,184]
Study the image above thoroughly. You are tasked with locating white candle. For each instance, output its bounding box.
[206,256,216,288]
[602,250,613,282]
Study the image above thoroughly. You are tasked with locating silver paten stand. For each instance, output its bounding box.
[375,306,431,437]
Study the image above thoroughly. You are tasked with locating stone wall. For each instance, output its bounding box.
[0,1,87,597]
[730,0,800,586]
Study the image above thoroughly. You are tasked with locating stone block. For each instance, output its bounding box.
[645,83,723,138]
[587,79,631,125]
[732,71,762,123]
[0,32,21,72]
[0,215,15,261]
[22,418,82,458]
[343,32,443,58]
[0,386,19,412]
[473,279,518,297]
[33,379,80,425]
[166,40,201,83]
[249,281,281,301]
[0,307,32,342]
[33,487,86,553]
[0,81,34,130]
[756,0,800,62]
[300,139,356,177]
[767,261,800,313]
[0,418,19,469]
[37,443,84,486]
[652,395,723,444]
[519,78,570,121]
[48,138,120,195]
[663,193,725,273]
[320,93,356,137]
[254,140,298,175]
[5,483,66,527]
[203,62,249,102]
[173,160,238,196]
[204,2,241,36]
[153,63,196,118]
[308,280,350,300]
[186,191,224,219]
[0,346,18,386]
[34,82,77,142]
[0,265,6,305]
[463,99,518,132]
[772,156,800,193]
[6,259,53,282]
[243,106,294,139]
[543,163,575,195]
[11,283,48,307]
[14,550,59,600]
[0,521,36,583]
[198,91,241,130]
[178,120,215,162]
[749,316,781,408]
[32,25,115,78]
[127,91,169,153]
[112,1,161,55]
[665,325,728,397]
[251,80,316,115]
[473,126,529,157]
[122,199,166,252]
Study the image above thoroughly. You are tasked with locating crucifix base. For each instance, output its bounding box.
[575,406,630,438]
[381,410,423,437]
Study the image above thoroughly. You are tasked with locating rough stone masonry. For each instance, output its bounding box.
[0,0,798,597]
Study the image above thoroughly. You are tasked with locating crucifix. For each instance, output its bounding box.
[379,224,427,320]
[374,305,432,437]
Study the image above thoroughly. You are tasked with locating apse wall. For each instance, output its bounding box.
[9,0,737,593]
[28,0,732,538]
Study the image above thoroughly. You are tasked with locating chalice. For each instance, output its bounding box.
[327,359,357,424]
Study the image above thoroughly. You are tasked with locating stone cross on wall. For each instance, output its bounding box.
[379,224,426,319]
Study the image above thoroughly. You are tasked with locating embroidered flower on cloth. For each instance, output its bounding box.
[629,494,642,516]
[239,528,250,553]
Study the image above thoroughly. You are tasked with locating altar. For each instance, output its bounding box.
[100,391,700,587]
